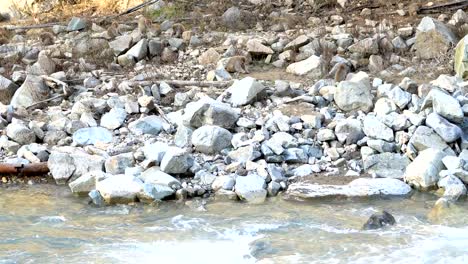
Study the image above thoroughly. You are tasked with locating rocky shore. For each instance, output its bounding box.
[1,0,468,212]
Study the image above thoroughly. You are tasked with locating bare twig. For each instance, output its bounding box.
[134,80,233,88]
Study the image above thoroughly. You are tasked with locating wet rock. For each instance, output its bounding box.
[67,17,87,31]
[215,189,238,201]
[363,115,394,142]
[6,122,36,145]
[128,116,165,135]
[425,113,462,143]
[191,125,232,154]
[0,74,18,104]
[72,127,113,146]
[285,178,411,199]
[421,89,463,123]
[363,153,410,179]
[404,148,447,190]
[334,74,373,112]
[438,174,467,201]
[138,183,174,201]
[227,77,265,107]
[69,170,110,194]
[140,167,181,189]
[234,174,267,203]
[88,190,105,206]
[362,211,396,230]
[286,55,322,77]
[96,175,143,204]
[415,17,458,59]
[10,75,49,108]
[160,147,193,174]
[100,108,127,130]
[105,153,135,175]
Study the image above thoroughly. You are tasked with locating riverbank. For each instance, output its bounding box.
[1,184,468,263]
[0,0,468,213]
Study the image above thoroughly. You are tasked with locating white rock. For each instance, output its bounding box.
[404,148,447,190]
[286,55,322,77]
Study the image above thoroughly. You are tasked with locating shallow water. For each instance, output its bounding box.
[0,185,467,263]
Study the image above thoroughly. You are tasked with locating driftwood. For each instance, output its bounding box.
[1,22,62,31]
[284,95,316,104]
[0,162,49,176]
[134,80,233,88]
[419,0,468,13]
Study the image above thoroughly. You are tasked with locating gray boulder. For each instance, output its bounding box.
[0,74,18,104]
[415,17,458,59]
[6,122,36,145]
[96,175,143,204]
[126,39,148,61]
[438,174,467,201]
[160,147,193,174]
[335,119,365,144]
[421,89,463,123]
[69,170,110,194]
[182,97,240,128]
[227,77,265,107]
[72,127,113,146]
[140,167,182,189]
[286,55,322,77]
[48,152,75,184]
[109,35,133,56]
[334,73,373,112]
[105,153,135,175]
[409,126,454,155]
[363,115,394,142]
[138,183,174,201]
[10,75,49,108]
[191,125,233,154]
[425,112,462,143]
[235,174,267,203]
[100,108,127,130]
[404,148,447,190]
[67,17,87,31]
[128,116,165,135]
[363,153,411,179]
[174,125,193,147]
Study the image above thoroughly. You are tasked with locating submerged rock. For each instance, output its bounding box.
[362,211,396,230]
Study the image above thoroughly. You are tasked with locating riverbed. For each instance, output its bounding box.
[1,185,467,263]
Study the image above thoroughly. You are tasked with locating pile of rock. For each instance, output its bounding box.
[1,7,468,208]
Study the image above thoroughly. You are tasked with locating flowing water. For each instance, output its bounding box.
[1,184,468,264]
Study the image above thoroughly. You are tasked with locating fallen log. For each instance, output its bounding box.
[134,80,234,88]
[0,162,49,176]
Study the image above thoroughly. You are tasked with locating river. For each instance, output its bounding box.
[1,184,467,263]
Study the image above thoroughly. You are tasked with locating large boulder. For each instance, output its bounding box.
[0,74,18,104]
[6,122,36,145]
[334,119,365,144]
[363,153,411,179]
[10,75,49,108]
[425,112,462,143]
[109,35,133,56]
[140,167,182,189]
[286,55,322,77]
[105,153,135,175]
[96,175,143,204]
[363,115,394,142]
[126,38,148,61]
[404,148,447,190]
[454,35,468,79]
[227,77,265,107]
[334,72,373,112]
[409,126,454,155]
[72,127,113,146]
[69,170,110,194]
[191,125,233,154]
[128,116,165,135]
[421,89,463,123]
[415,17,458,59]
[234,174,267,203]
[182,97,240,128]
[160,147,193,174]
[285,178,412,199]
[246,39,274,55]
[48,150,105,184]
